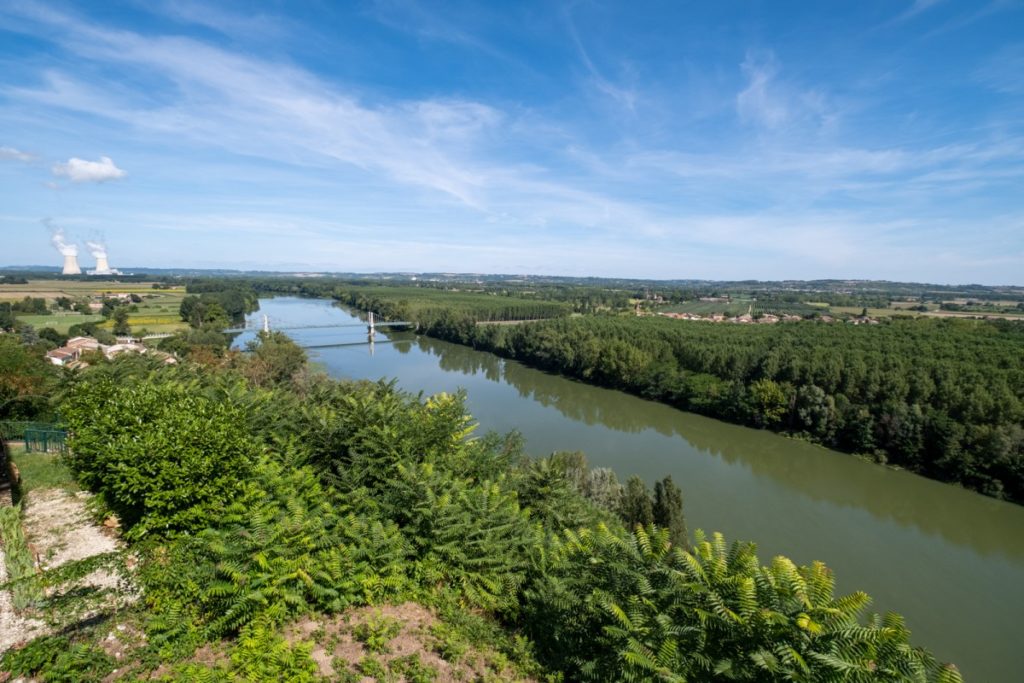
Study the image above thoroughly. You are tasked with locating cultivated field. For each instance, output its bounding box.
[13,313,106,334]
[2,279,188,334]
[656,299,753,316]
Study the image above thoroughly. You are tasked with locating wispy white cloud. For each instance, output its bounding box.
[737,51,787,128]
[52,155,126,183]
[0,145,34,161]
[898,0,947,22]
[155,0,288,39]
[369,0,495,53]
[563,6,638,112]
[736,50,831,131]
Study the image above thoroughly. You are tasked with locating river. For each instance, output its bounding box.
[238,297,1024,682]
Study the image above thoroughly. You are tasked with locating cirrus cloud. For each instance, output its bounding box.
[52,155,126,183]
[1,145,34,161]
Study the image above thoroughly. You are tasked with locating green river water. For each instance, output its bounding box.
[241,297,1024,681]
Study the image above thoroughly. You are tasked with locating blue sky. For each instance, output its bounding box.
[1,0,1022,283]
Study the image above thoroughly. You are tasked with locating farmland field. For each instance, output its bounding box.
[656,299,753,316]
[3,279,189,334]
[14,313,106,334]
[832,306,915,318]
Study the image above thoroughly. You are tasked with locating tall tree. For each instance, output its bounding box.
[653,475,688,549]
[112,307,132,336]
[620,475,653,530]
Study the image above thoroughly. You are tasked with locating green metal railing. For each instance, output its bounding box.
[24,428,68,454]
[0,421,68,454]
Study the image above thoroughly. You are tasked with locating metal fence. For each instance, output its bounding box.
[0,421,68,454]
[24,429,68,454]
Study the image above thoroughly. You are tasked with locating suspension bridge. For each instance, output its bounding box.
[224,312,414,348]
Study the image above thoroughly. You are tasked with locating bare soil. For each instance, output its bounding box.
[0,488,132,657]
[283,602,535,682]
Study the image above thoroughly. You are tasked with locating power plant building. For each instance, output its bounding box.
[62,253,81,275]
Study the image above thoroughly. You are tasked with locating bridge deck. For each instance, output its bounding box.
[224,321,413,333]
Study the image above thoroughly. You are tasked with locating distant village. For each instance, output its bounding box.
[654,311,880,325]
[643,294,882,325]
[44,335,176,369]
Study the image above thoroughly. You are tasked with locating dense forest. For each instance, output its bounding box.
[1,328,962,681]
[329,293,1024,503]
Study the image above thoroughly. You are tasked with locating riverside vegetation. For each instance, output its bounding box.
[0,324,963,681]
[313,285,1024,504]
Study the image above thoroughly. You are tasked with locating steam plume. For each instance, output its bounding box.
[44,218,77,256]
[85,239,107,258]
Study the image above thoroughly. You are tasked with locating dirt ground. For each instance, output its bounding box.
[0,488,129,656]
[0,547,47,653]
[283,602,536,682]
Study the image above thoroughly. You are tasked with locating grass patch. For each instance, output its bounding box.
[656,299,754,316]
[14,313,105,334]
[0,504,42,610]
[10,446,78,494]
[833,306,914,317]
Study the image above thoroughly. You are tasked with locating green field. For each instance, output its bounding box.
[337,285,572,322]
[656,299,754,316]
[833,306,914,318]
[14,312,106,333]
[5,279,189,335]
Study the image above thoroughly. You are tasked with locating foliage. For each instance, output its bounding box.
[391,463,537,611]
[620,475,654,529]
[1,635,115,683]
[155,620,322,682]
[513,454,609,531]
[332,286,571,328]
[112,306,132,335]
[26,341,961,682]
[352,610,402,653]
[242,330,307,387]
[60,374,261,539]
[652,476,688,550]
[140,458,410,641]
[0,333,58,420]
[522,525,961,682]
[0,503,42,609]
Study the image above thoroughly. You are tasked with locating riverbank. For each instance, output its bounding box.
[342,298,1023,505]
[233,296,1024,681]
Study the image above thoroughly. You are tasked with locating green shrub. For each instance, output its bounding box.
[523,526,961,682]
[60,374,261,539]
[1,636,115,683]
[141,458,411,640]
[391,653,438,682]
[352,611,402,653]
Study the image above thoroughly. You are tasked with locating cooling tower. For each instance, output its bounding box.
[94,255,112,275]
[62,253,81,275]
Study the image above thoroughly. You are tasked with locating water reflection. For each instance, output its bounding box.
[409,334,1024,562]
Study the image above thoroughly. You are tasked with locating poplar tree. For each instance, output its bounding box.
[620,475,653,529]
[653,475,688,549]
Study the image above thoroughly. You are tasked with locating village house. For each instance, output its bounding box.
[44,335,165,367]
[45,347,78,366]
